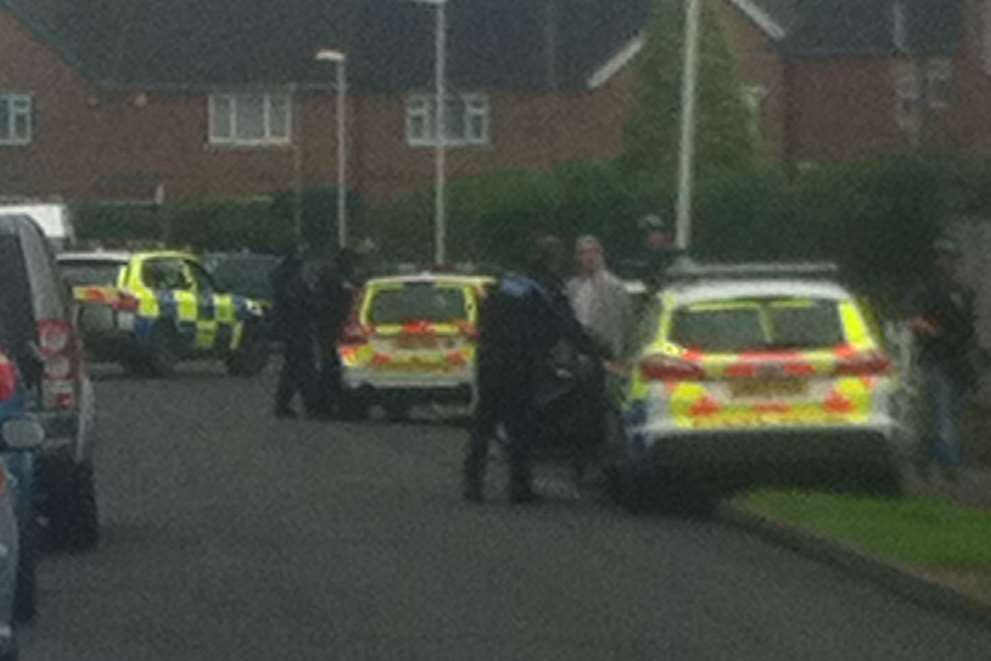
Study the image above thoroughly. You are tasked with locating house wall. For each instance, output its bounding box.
[714,0,789,162]
[353,67,635,202]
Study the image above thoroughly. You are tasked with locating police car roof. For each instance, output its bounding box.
[368,272,494,286]
[666,278,853,306]
[58,250,195,263]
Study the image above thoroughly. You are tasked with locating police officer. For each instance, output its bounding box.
[312,249,358,419]
[637,213,678,293]
[270,250,320,419]
[463,236,599,504]
[909,237,982,482]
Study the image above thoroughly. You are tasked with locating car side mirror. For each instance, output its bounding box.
[2,419,45,450]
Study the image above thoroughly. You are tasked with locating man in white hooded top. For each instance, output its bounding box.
[566,235,634,363]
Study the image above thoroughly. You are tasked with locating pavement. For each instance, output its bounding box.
[16,362,991,659]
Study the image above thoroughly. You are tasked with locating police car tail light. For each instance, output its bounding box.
[456,321,479,341]
[113,293,140,313]
[639,354,705,382]
[0,358,16,402]
[37,320,77,410]
[834,349,891,377]
[341,323,370,346]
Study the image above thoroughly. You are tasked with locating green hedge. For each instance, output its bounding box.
[74,187,360,257]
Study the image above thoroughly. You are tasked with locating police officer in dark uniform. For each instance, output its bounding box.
[270,250,319,419]
[637,213,678,293]
[463,236,601,504]
[312,249,358,419]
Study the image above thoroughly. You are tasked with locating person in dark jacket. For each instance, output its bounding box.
[909,237,980,481]
[463,236,602,504]
[270,251,319,419]
[312,249,358,419]
[636,213,679,293]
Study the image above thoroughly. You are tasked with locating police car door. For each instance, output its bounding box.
[143,257,198,353]
[183,260,221,353]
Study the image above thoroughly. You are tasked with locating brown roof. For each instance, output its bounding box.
[2,0,652,92]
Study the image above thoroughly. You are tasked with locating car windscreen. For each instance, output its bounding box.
[59,261,124,287]
[670,298,845,352]
[209,258,278,300]
[367,283,467,325]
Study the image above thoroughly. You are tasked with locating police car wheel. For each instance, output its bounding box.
[48,461,99,552]
[227,332,269,377]
[13,516,37,623]
[339,390,370,421]
[147,325,180,378]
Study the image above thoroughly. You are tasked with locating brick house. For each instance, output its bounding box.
[718,0,990,168]
[0,0,650,206]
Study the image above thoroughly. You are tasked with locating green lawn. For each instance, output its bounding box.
[739,491,991,570]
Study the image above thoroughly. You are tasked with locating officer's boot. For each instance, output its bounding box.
[462,431,488,502]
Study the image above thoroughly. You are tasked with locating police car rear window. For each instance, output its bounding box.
[60,261,124,287]
[368,284,467,325]
[670,298,844,352]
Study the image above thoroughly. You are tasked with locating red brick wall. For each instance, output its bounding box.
[715,0,788,162]
[352,67,635,203]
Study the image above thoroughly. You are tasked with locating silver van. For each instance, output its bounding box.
[0,214,99,551]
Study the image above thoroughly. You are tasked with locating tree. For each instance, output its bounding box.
[621,0,757,185]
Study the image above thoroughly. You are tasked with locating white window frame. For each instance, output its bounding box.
[208,92,292,147]
[404,93,490,147]
[894,64,920,131]
[983,0,991,76]
[926,58,952,110]
[0,93,32,146]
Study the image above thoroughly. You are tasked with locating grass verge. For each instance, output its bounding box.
[738,490,991,570]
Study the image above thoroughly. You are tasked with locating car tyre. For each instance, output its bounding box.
[48,460,99,552]
[384,401,409,423]
[13,516,37,623]
[227,328,269,377]
[146,324,180,378]
[339,390,370,421]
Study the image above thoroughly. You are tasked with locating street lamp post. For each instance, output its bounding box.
[675,0,702,252]
[406,0,448,266]
[315,49,349,251]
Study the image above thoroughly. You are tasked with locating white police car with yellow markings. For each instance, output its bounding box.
[608,262,910,511]
[58,251,269,377]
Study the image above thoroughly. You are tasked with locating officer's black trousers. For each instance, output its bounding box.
[463,404,535,496]
[275,338,319,415]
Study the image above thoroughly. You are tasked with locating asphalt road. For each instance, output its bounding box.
[17,361,991,660]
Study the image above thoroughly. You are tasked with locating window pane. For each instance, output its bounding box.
[234,95,265,141]
[268,95,290,139]
[406,97,431,143]
[368,284,467,325]
[0,100,9,141]
[670,306,766,352]
[210,96,233,140]
[13,107,29,141]
[465,97,489,143]
[767,300,844,348]
[443,97,464,142]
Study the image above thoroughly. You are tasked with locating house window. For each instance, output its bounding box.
[983,0,991,75]
[405,94,490,147]
[926,59,952,109]
[0,94,32,145]
[208,93,291,146]
[742,85,768,141]
[894,65,920,131]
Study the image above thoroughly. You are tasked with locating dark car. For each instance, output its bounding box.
[202,252,281,344]
[0,213,99,554]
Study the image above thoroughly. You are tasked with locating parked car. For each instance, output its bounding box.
[0,213,98,553]
[201,252,280,345]
[57,250,270,377]
[338,271,494,420]
[0,457,22,661]
[607,262,908,512]
[0,332,46,623]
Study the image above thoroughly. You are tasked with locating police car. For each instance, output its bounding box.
[608,262,909,510]
[338,271,494,420]
[57,251,269,377]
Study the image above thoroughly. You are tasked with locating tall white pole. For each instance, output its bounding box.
[336,58,348,250]
[434,1,447,266]
[676,0,702,252]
